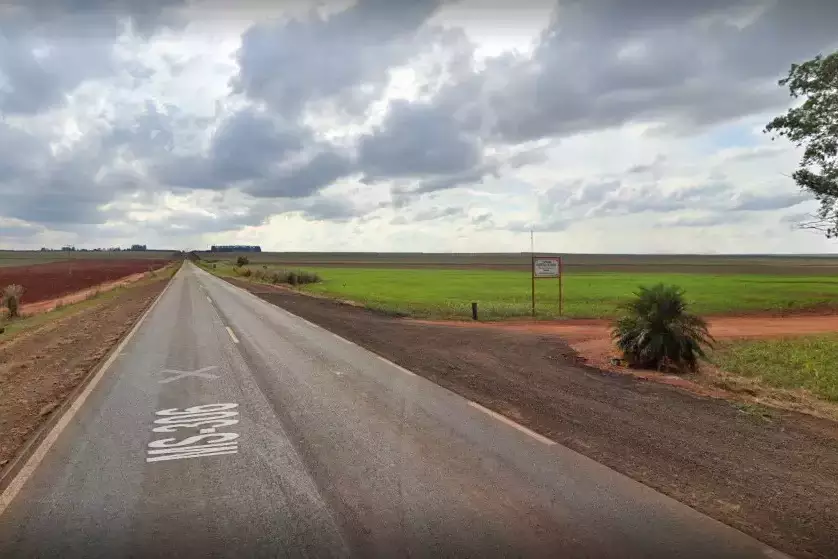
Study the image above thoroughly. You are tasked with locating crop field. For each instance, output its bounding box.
[203,252,838,319]
[714,335,838,402]
[0,258,172,305]
[197,251,838,275]
[0,250,179,268]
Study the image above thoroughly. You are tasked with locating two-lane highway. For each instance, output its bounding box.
[0,263,786,557]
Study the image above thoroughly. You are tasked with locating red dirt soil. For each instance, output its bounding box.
[412,314,838,342]
[0,259,170,305]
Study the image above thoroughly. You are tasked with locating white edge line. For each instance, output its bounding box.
[206,295,212,303]
[196,265,555,447]
[467,401,556,446]
[225,326,240,344]
[0,268,178,515]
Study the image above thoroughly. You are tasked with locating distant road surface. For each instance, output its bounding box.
[0,263,786,558]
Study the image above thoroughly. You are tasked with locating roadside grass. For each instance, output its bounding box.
[202,262,838,319]
[712,336,838,402]
[0,263,179,341]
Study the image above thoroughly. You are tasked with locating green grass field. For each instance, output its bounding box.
[713,336,838,402]
[208,261,838,319]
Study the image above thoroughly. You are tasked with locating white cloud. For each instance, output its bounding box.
[0,0,836,254]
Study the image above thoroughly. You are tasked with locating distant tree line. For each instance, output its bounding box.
[210,245,262,253]
[39,244,149,252]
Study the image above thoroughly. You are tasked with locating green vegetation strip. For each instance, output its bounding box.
[203,261,838,319]
[713,336,838,402]
[296,267,838,319]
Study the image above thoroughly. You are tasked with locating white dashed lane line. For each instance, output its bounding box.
[225,326,240,344]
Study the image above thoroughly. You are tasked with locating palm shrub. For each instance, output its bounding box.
[3,284,24,318]
[612,283,713,372]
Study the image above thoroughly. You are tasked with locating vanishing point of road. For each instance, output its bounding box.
[0,263,787,558]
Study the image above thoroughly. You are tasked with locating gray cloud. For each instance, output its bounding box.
[0,0,185,114]
[246,150,354,199]
[391,205,465,225]
[210,108,306,184]
[410,0,838,145]
[731,191,808,211]
[654,213,737,228]
[358,99,483,181]
[0,221,42,238]
[1,0,834,247]
[232,0,443,120]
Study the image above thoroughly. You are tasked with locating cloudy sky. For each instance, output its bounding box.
[1,0,837,253]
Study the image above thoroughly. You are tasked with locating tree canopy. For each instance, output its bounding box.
[765,52,838,236]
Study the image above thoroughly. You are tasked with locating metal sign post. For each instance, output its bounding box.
[531,256,563,317]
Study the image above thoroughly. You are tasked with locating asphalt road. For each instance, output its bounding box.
[0,263,787,558]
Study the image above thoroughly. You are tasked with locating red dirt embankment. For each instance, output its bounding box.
[0,259,170,305]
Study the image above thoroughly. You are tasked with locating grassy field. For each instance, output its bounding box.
[205,259,838,319]
[713,336,838,402]
[197,251,838,275]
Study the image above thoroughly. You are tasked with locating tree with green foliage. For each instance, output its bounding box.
[612,284,714,372]
[236,255,249,267]
[765,51,838,236]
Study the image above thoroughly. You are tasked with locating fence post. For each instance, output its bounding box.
[471,302,478,321]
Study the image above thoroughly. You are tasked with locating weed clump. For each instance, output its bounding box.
[2,284,24,318]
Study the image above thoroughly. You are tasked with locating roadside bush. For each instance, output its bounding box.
[263,269,320,286]
[239,268,252,277]
[612,283,713,372]
[236,255,249,267]
[2,284,24,318]
[296,271,320,285]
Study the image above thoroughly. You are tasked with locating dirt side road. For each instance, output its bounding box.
[0,278,169,470]
[230,279,838,559]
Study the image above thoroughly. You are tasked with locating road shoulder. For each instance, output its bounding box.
[0,272,175,478]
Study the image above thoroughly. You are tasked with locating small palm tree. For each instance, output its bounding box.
[612,284,714,372]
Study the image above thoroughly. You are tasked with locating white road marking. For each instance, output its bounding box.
[0,269,177,515]
[467,401,556,446]
[206,296,212,303]
[147,405,240,463]
[158,365,219,384]
[372,354,416,377]
[225,326,240,344]
[193,266,553,451]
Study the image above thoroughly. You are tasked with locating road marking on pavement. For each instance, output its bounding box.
[467,401,556,446]
[147,403,240,463]
[377,354,416,376]
[0,270,176,515]
[195,267,557,451]
[158,365,219,384]
[206,295,212,303]
[225,326,240,344]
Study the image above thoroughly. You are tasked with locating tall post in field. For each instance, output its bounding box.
[530,230,535,318]
[559,256,563,316]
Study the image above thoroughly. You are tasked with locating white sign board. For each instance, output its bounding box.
[533,258,560,278]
